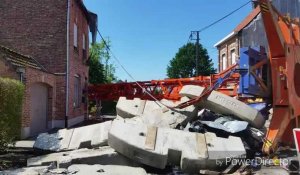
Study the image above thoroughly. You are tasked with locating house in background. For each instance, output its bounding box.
[0,0,97,138]
[214,0,300,72]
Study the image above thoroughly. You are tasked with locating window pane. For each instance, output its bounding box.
[83,34,86,50]
[74,23,78,47]
[231,49,236,65]
[222,54,227,71]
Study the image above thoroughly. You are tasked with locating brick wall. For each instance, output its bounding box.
[67,0,89,118]
[22,67,56,128]
[218,36,239,72]
[0,0,90,121]
[0,0,68,73]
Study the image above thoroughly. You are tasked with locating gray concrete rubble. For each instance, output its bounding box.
[116,97,146,118]
[0,166,49,175]
[0,164,148,175]
[27,146,140,168]
[108,119,246,173]
[179,85,266,128]
[116,96,198,128]
[67,164,148,175]
[33,121,112,152]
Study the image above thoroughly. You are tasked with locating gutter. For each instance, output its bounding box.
[65,0,71,128]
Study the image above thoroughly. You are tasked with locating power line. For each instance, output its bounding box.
[96,28,170,109]
[198,0,251,33]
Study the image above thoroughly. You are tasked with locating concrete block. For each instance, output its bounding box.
[201,90,265,128]
[67,164,148,175]
[204,132,246,169]
[130,97,199,128]
[116,97,146,118]
[28,146,140,168]
[179,85,205,98]
[108,120,245,173]
[179,85,265,128]
[13,140,34,149]
[68,121,112,150]
[33,121,112,152]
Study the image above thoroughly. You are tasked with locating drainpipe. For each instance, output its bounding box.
[65,0,71,128]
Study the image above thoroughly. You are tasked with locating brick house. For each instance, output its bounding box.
[0,0,97,138]
[214,0,300,72]
[214,7,261,72]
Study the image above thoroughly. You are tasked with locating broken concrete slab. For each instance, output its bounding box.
[33,128,73,152]
[67,164,148,175]
[68,121,112,150]
[117,96,198,128]
[28,146,140,168]
[180,85,205,98]
[108,120,246,174]
[10,140,35,150]
[179,85,266,128]
[0,166,48,175]
[116,97,146,118]
[33,121,112,152]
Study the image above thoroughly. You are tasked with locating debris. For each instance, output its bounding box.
[201,116,249,133]
[108,119,246,174]
[179,85,266,128]
[28,146,140,168]
[33,121,112,152]
[116,97,146,118]
[67,164,148,175]
[116,96,198,128]
[0,166,48,175]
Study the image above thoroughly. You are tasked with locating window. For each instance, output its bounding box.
[222,54,227,71]
[83,34,86,50]
[74,75,81,108]
[74,23,78,47]
[231,49,236,65]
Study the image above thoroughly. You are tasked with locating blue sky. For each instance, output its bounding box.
[84,0,252,81]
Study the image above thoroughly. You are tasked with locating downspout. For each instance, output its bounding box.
[65,0,71,128]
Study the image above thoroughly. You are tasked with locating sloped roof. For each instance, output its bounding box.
[214,6,261,47]
[0,45,46,71]
[234,6,261,32]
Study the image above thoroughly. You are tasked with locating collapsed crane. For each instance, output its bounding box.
[88,0,300,154]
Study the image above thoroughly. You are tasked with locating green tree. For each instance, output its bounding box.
[88,39,117,84]
[167,42,215,78]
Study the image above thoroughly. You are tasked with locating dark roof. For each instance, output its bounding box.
[214,6,261,47]
[76,0,98,43]
[234,6,261,32]
[0,45,46,71]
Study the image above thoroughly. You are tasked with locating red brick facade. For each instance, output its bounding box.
[0,0,94,137]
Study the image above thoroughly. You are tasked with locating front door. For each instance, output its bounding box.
[30,83,48,136]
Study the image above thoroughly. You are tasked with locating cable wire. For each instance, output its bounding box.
[96,29,171,109]
[198,0,251,33]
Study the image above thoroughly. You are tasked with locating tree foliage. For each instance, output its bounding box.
[88,39,117,84]
[0,78,24,152]
[167,42,215,78]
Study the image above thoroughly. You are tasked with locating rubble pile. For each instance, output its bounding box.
[3,85,291,175]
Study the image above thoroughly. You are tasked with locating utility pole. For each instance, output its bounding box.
[190,31,200,76]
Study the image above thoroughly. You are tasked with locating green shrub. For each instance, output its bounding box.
[0,78,24,152]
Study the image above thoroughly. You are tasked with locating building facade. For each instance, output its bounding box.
[214,0,300,72]
[0,0,97,138]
